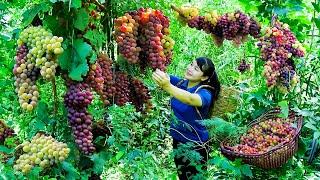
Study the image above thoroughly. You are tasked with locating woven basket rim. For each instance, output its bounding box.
[220,108,303,158]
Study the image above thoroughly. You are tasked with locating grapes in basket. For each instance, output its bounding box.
[225,117,296,155]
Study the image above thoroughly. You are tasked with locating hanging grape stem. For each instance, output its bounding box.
[170,5,188,20]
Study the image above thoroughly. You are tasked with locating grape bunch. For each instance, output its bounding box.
[86,62,104,94]
[114,13,141,63]
[18,26,64,80]
[237,59,250,73]
[175,6,199,21]
[129,78,153,113]
[13,44,40,111]
[98,54,115,105]
[83,53,153,112]
[64,82,95,155]
[114,72,130,106]
[226,117,296,154]
[14,133,69,174]
[85,54,115,106]
[0,120,15,143]
[115,8,175,71]
[161,34,175,65]
[13,26,64,111]
[204,10,220,26]
[258,21,305,90]
[173,6,261,46]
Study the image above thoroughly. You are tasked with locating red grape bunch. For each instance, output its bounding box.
[173,6,261,46]
[129,78,153,113]
[86,54,115,106]
[64,82,95,155]
[114,13,141,63]
[14,133,69,174]
[114,72,131,106]
[0,119,15,143]
[85,62,104,94]
[115,8,175,71]
[258,21,305,91]
[225,117,296,154]
[97,54,115,105]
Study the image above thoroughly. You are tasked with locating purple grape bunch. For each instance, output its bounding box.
[64,82,95,155]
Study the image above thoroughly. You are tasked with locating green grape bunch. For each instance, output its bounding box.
[14,133,70,174]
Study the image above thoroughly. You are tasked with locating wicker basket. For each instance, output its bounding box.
[220,108,303,169]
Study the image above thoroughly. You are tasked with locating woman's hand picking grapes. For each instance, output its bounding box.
[152,69,170,89]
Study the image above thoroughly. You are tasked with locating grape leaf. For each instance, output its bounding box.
[90,151,111,174]
[58,47,72,70]
[89,52,97,64]
[69,61,89,81]
[312,16,320,30]
[278,101,289,118]
[27,167,42,180]
[22,2,51,27]
[62,161,80,180]
[240,164,252,177]
[58,39,92,81]
[84,30,106,50]
[71,0,82,9]
[36,101,49,122]
[273,7,288,15]
[43,15,62,36]
[312,2,320,12]
[74,8,89,31]
[0,145,14,154]
[0,3,7,10]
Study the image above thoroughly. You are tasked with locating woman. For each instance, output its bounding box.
[152,57,221,179]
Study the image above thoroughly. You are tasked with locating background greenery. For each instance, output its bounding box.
[0,0,319,179]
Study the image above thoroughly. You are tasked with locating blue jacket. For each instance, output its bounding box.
[169,75,212,143]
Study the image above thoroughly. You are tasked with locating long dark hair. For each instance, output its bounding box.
[196,57,221,107]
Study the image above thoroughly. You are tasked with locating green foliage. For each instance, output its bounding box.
[200,117,247,143]
[0,0,319,179]
[74,8,90,31]
[59,39,92,81]
[84,30,106,51]
[21,2,51,27]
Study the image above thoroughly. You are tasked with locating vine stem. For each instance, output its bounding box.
[52,78,58,115]
[170,5,188,21]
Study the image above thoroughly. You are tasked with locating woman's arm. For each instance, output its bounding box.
[152,69,203,107]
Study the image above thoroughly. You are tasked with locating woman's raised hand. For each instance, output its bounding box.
[152,69,170,89]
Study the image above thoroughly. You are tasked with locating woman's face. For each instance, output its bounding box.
[184,61,207,82]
